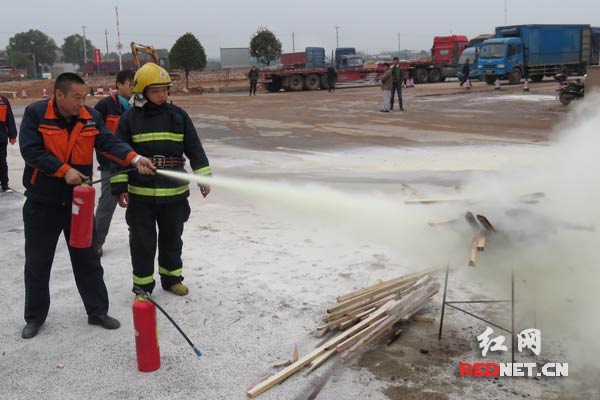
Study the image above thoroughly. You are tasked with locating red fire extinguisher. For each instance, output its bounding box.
[69,182,95,248]
[133,296,161,372]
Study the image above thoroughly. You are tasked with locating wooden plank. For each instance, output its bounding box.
[428,218,460,227]
[307,349,336,373]
[476,235,486,251]
[477,214,496,232]
[247,300,399,398]
[464,211,481,230]
[336,316,390,352]
[335,266,441,304]
[322,293,396,323]
[468,237,477,267]
[328,281,413,314]
[404,198,465,205]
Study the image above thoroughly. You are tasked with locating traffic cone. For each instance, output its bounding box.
[42,88,49,98]
[96,86,104,96]
[20,89,27,99]
[523,78,530,92]
[407,78,415,87]
[494,78,501,90]
[465,79,472,90]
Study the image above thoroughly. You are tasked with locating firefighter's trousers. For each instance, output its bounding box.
[23,200,109,324]
[126,198,191,293]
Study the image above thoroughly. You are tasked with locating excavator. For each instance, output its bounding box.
[130,42,180,81]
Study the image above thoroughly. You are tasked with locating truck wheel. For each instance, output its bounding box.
[508,68,522,84]
[288,74,304,91]
[266,77,283,92]
[415,68,429,84]
[320,75,329,89]
[304,74,320,90]
[485,75,496,85]
[531,75,544,83]
[428,68,442,83]
[559,93,574,105]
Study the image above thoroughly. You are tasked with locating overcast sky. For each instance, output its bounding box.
[2,0,599,58]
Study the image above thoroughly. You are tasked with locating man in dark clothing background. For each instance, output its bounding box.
[460,59,471,86]
[0,95,17,192]
[18,72,155,339]
[390,57,404,111]
[326,64,337,92]
[93,69,135,256]
[248,66,259,96]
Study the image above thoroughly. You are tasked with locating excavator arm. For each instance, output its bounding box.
[130,42,180,81]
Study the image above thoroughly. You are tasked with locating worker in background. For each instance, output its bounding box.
[18,72,156,339]
[0,94,17,192]
[460,59,471,86]
[389,57,404,111]
[111,63,211,297]
[379,63,392,113]
[326,64,337,93]
[247,65,259,96]
[93,69,135,257]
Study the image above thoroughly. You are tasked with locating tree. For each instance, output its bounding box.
[169,33,206,89]
[8,29,57,68]
[250,28,282,66]
[62,34,95,65]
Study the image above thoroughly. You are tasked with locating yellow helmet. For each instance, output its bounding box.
[133,62,171,93]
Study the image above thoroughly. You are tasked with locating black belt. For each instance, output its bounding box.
[151,155,186,168]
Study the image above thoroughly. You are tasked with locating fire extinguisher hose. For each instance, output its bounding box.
[133,286,203,358]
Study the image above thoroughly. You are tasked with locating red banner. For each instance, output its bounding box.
[93,48,102,64]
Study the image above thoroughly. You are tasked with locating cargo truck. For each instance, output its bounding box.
[478,24,600,85]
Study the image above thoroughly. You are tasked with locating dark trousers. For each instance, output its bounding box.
[23,200,109,324]
[327,78,336,92]
[249,81,257,95]
[390,82,403,110]
[0,141,8,189]
[126,199,191,293]
[94,169,119,245]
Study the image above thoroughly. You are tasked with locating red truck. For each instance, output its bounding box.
[408,35,468,83]
[0,66,27,81]
[260,35,468,92]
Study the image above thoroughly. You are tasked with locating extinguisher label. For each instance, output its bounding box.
[72,204,80,215]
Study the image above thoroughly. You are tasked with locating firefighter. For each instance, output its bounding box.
[0,94,17,192]
[93,69,135,256]
[111,63,211,297]
[18,73,156,339]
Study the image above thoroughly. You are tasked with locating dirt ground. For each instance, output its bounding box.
[1,79,594,400]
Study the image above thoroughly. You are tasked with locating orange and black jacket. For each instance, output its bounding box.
[111,102,211,204]
[0,95,17,143]
[94,92,126,169]
[19,98,138,206]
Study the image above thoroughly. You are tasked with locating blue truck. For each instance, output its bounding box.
[478,24,600,85]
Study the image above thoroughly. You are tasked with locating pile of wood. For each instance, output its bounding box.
[246,267,441,398]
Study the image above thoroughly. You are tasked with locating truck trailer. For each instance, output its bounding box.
[478,24,600,84]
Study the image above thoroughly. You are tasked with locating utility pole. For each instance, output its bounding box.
[115,6,123,70]
[105,29,109,57]
[335,26,340,48]
[292,32,295,53]
[32,53,37,80]
[82,25,88,65]
[504,0,507,25]
[397,33,401,57]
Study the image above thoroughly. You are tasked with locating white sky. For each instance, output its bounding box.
[2,0,598,58]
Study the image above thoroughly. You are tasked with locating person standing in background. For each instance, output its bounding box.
[0,95,17,192]
[248,66,259,96]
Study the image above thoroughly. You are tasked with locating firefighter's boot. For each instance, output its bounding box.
[168,283,189,296]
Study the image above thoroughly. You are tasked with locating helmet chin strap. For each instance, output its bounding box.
[132,93,147,108]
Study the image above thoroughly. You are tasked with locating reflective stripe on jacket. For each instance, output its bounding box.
[19,99,137,206]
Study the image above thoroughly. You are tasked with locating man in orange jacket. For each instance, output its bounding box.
[18,72,156,339]
[0,94,17,192]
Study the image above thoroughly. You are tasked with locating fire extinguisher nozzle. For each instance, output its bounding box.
[193,348,202,358]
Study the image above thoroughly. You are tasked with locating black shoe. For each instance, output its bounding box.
[21,322,43,339]
[88,314,120,330]
[379,109,390,113]
[2,187,13,193]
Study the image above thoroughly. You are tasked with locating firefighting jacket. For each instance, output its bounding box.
[19,99,138,206]
[94,92,127,169]
[110,102,211,204]
[0,95,17,144]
